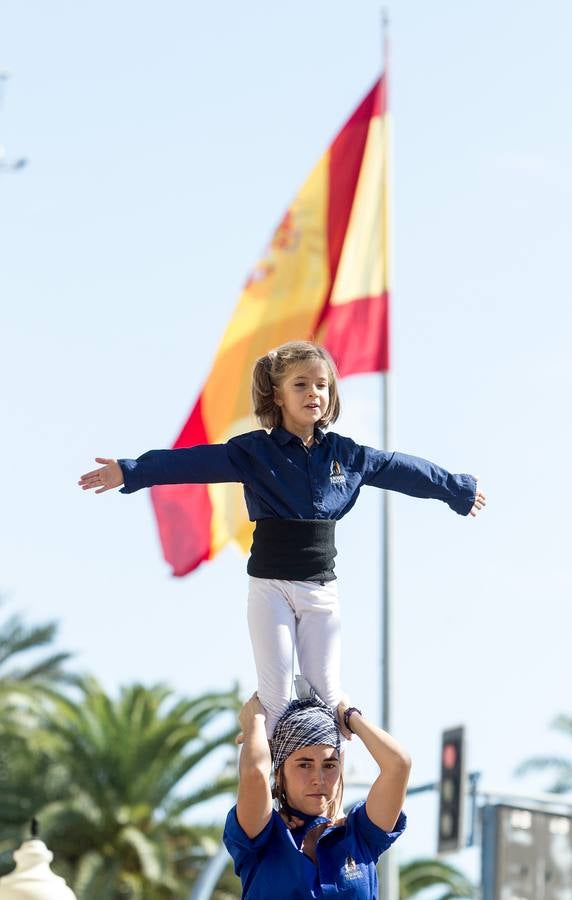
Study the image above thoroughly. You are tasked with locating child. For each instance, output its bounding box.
[79,341,486,734]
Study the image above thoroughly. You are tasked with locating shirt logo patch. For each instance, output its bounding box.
[342,856,363,881]
[329,460,346,485]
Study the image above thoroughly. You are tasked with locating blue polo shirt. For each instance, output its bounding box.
[223,801,406,899]
[119,426,476,520]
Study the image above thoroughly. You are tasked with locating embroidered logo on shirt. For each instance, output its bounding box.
[342,856,363,881]
[329,460,346,485]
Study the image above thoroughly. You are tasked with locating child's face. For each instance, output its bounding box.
[274,360,330,436]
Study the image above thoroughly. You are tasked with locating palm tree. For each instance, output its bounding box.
[0,719,61,865]
[0,599,73,689]
[4,678,241,899]
[398,857,476,898]
[0,599,75,872]
[515,714,572,792]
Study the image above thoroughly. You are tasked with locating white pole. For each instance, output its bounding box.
[189,846,229,900]
[379,374,398,900]
[381,372,392,736]
[379,10,399,900]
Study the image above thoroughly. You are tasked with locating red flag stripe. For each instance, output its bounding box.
[151,394,213,575]
[321,292,389,376]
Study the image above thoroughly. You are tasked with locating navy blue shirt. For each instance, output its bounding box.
[119,426,476,520]
[223,802,406,899]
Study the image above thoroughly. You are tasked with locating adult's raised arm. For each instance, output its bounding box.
[236,694,273,839]
[338,703,411,833]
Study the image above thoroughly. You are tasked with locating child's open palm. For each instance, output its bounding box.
[78,458,124,493]
[469,480,486,517]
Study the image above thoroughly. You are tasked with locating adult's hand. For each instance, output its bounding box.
[236,692,266,744]
[336,697,354,741]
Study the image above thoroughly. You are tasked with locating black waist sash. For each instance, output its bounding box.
[247,518,337,582]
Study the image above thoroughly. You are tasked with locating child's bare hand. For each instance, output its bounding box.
[78,458,124,493]
[469,479,486,517]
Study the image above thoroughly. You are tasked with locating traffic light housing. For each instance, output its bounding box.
[437,726,465,853]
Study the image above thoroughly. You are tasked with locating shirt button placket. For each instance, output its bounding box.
[307,443,322,515]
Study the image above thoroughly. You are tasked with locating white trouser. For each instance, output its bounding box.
[247,577,341,736]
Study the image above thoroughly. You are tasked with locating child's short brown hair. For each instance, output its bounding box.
[252,341,341,430]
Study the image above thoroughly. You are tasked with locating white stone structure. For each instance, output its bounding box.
[0,838,77,899]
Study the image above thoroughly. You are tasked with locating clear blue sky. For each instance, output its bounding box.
[2,0,572,877]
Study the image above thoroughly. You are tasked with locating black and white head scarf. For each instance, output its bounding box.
[271,696,341,772]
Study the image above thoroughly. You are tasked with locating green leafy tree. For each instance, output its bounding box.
[0,718,67,878]
[0,600,75,867]
[1,677,240,899]
[515,714,572,793]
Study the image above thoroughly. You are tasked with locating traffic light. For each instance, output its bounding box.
[437,725,465,853]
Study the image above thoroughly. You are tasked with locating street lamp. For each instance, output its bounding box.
[0,821,77,900]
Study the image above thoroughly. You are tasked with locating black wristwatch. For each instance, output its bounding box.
[343,706,362,733]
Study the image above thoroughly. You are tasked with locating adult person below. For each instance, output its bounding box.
[223,690,411,899]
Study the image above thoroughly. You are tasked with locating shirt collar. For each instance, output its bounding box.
[287,808,330,836]
[290,808,328,825]
[271,426,326,446]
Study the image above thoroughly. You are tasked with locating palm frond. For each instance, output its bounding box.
[0,602,74,692]
[167,777,238,818]
[0,617,57,660]
[514,755,572,788]
[118,825,163,882]
[7,652,74,684]
[399,858,475,899]
[72,850,106,897]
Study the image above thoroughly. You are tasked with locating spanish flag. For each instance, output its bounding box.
[152,75,390,576]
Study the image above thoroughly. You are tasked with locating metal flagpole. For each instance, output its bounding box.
[379,10,399,900]
[379,4,392,737]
